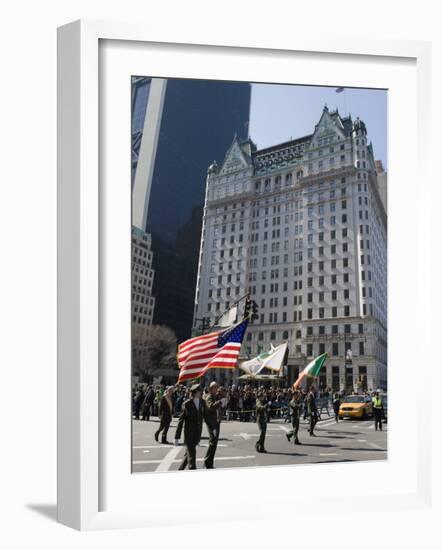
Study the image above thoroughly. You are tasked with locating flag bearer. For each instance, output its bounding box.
[255,391,268,453]
[372,391,384,431]
[176,384,204,470]
[286,390,303,445]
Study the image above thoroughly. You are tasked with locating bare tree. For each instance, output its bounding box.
[132,324,178,382]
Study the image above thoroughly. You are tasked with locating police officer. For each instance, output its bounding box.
[255,391,268,453]
[307,387,318,437]
[203,381,224,469]
[372,391,384,431]
[175,384,204,470]
[286,390,303,445]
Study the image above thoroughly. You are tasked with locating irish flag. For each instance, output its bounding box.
[292,352,328,389]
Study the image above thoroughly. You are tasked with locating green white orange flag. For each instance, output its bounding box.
[292,352,328,389]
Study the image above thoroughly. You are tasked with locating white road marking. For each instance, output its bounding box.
[357,439,367,443]
[319,453,339,456]
[278,425,290,433]
[134,455,256,465]
[155,446,182,472]
[239,433,251,440]
[134,445,173,449]
[143,450,150,454]
[368,442,386,451]
[198,443,227,447]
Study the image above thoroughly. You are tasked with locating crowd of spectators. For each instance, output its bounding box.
[132,383,347,423]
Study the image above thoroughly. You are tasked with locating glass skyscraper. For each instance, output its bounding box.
[132,77,251,342]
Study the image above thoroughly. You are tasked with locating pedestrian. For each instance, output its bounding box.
[142,384,155,421]
[133,385,145,420]
[332,392,341,423]
[255,391,268,453]
[203,381,224,469]
[372,390,384,431]
[175,384,205,470]
[286,389,303,445]
[307,387,318,437]
[154,386,174,444]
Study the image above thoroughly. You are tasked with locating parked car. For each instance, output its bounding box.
[339,395,373,419]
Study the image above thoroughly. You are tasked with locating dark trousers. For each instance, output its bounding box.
[287,417,300,441]
[374,409,383,430]
[309,411,318,434]
[179,443,197,470]
[155,416,171,442]
[204,425,219,469]
[142,403,152,421]
[133,403,142,419]
[256,422,267,451]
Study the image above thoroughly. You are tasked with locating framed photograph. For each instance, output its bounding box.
[57,19,432,530]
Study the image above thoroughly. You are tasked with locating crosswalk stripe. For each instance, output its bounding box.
[155,446,182,471]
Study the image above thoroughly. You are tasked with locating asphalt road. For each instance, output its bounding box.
[132,413,387,473]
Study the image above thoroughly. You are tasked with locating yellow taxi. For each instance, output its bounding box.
[339,395,373,419]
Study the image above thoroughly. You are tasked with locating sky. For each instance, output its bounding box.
[249,84,388,169]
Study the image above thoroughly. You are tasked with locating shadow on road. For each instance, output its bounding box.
[263,451,307,457]
[300,443,334,448]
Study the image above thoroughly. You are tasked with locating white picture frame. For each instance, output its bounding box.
[57,19,433,531]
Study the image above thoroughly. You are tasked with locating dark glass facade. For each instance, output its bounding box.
[145,78,251,342]
[131,77,152,185]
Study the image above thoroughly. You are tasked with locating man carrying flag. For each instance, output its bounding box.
[292,352,328,389]
[177,318,249,382]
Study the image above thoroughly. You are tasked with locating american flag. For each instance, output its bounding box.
[177,319,249,382]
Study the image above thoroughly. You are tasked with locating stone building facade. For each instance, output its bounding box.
[194,106,387,391]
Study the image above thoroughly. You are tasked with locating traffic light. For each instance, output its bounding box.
[251,300,259,322]
[243,296,251,319]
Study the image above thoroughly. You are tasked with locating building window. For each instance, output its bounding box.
[332,343,339,356]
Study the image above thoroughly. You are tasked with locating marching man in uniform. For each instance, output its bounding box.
[203,381,224,469]
[306,387,318,437]
[175,384,204,470]
[286,389,303,445]
[154,385,174,444]
[255,391,268,453]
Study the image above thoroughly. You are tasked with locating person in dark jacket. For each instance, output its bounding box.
[176,384,205,470]
[154,386,174,443]
[286,390,303,445]
[142,385,155,421]
[203,382,224,469]
[133,386,145,420]
[255,392,268,453]
[306,388,318,436]
[332,393,341,423]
